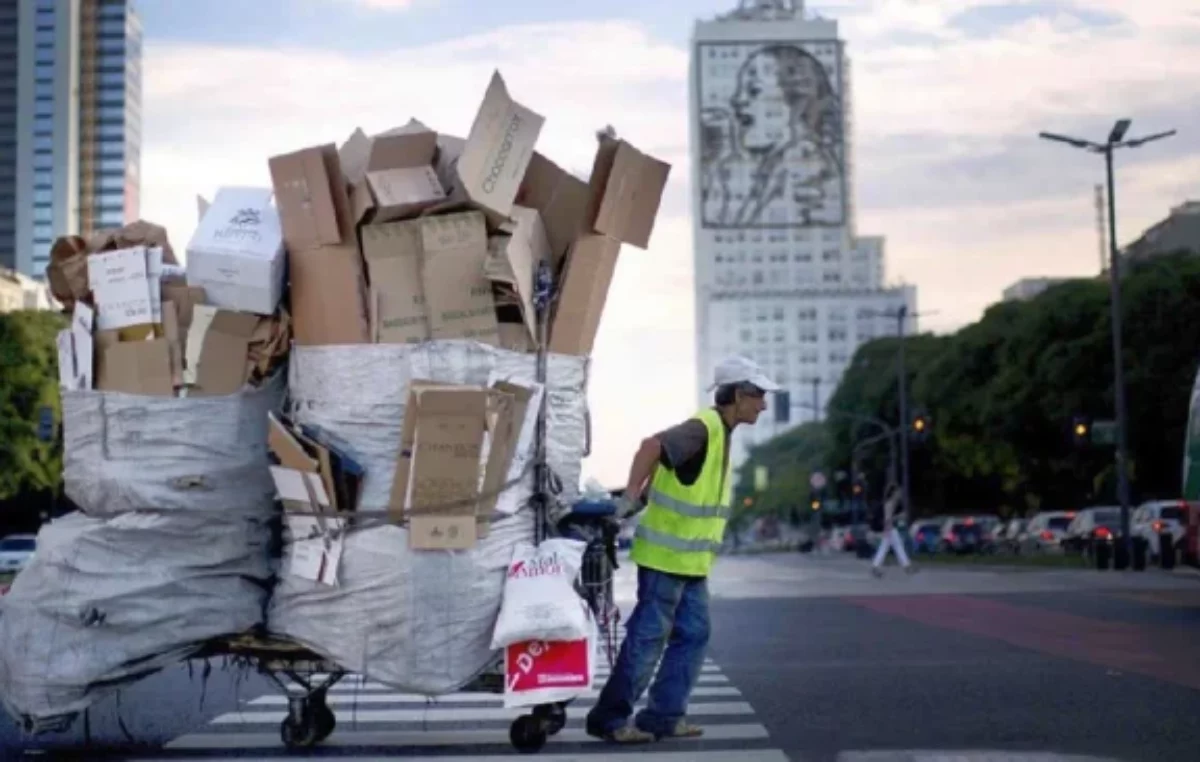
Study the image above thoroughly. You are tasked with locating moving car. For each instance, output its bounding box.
[0,533,36,574]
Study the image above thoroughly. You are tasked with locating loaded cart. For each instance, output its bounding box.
[199,501,621,753]
[198,263,625,755]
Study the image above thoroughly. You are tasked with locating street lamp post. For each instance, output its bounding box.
[1038,120,1176,566]
[895,306,911,524]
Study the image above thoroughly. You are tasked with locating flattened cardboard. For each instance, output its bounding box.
[288,243,370,345]
[192,310,259,397]
[268,413,319,472]
[548,234,620,356]
[71,302,94,390]
[517,152,590,271]
[487,206,548,344]
[388,380,456,521]
[587,138,671,249]
[407,387,489,550]
[96,339,174,397]
[480,381,532,516]
[410,515,477,551]
[161,281,206,334]
[56,331,75,390]
[497,322,534,353]
[419,212,499,344]
[361,222,429,344]
[162,301,183,389]
[269,143,353,250]
[455,71,545,220]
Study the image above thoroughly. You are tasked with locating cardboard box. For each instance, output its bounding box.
[486,206,549,345]
[448,71,545,222]
[162,301,183,389]
[548,235,621,356]
[516,152,591,272]
[95,338,174,397]
[190,308,260,396]
[70,302,94,390]
[343,129,446,225]
[586,137,671,249]
[269,143,354,250]
[480,381,532,517]
[160,280,206,334]
[361,221,430,345]
[419,212,499,344]
[289,243,370,345]
[186,187,286,316]
[87,246,155,331]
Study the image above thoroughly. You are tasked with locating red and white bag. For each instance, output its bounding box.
[491,538,589,649]
[504,612,596,708]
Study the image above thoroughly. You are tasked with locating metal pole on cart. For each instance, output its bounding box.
[533,259,554,543]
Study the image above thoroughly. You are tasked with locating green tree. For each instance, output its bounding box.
[732,421,829,528]
[0,310,66,520]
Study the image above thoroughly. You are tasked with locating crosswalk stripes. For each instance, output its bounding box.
[157,653,787,759]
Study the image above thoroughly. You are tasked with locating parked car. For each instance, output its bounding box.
[0,533,36,574]
[938,518,986,555]
[1132,500,1188,560]
[995,518,1027,553]
[909,520,943,554]
[1062,507,1123,558]
[1019,511,1076,553]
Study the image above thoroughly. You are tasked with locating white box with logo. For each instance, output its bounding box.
[186,186,286,315]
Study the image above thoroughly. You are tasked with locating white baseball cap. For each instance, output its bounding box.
[710,355,781,392]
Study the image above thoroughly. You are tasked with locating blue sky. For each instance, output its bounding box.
[132,0,1200,483]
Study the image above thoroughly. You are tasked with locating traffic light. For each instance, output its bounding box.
[809,491,821,511]
[1071,415,1092,447]
[852,482,863,497]
[910,410,931,444]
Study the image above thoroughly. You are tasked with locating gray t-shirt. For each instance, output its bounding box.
[653,410,731,488]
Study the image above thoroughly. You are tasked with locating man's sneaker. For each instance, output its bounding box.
[658,720,704,739]
[870,566,884,578]
[588,724,655,744]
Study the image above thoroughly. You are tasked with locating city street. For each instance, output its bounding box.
[3,553,1199,761]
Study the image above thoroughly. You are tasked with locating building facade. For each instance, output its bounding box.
[1,0,140,278]
[1001,277,1075,303]
[1122,200,1200,262]
[690,0,916,472]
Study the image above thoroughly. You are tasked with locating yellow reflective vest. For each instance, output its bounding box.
[629,408,731,577]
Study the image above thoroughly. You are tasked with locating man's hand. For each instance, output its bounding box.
[615,493,644,519]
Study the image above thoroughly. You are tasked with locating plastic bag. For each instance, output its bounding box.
[503,611,596,708]
[491,538,589,648]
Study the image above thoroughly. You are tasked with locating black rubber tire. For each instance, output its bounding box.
[510,714,548,754]
[534,703,567,735]
[280,714,320,749]
[313,703,336,742]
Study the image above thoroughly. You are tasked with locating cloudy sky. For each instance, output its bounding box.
[137,0,1199,486]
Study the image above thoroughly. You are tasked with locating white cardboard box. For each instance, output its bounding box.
[186,187,286,315]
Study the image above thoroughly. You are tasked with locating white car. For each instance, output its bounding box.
[0,534,36,574]
[1132,501,1187,559]
[1020,511,1077,553]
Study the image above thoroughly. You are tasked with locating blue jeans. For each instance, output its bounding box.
[586,565,711,736]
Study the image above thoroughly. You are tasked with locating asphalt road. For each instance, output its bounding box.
[2,553,1199,761]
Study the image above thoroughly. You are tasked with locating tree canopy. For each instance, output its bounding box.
[736,252,1200,520]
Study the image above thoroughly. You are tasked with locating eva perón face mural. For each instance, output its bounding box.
[698,41,845,229]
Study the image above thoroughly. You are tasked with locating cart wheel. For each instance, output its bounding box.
[533,703,567,735]
[313,703,336,741]
[280,714,320,749]
[510,714,548,754]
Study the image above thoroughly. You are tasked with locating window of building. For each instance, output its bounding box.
[34,29,55,47]
[34,207,52,223]
[33,136,52,151]
[33,224,53,240]
[33,190,53,204]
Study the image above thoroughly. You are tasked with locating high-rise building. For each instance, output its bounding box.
[1,0,141,278]
[690,0,917,472]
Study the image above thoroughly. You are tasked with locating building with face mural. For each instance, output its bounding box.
[691,0,917,474]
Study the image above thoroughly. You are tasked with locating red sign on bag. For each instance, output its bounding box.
[505,638,590,693]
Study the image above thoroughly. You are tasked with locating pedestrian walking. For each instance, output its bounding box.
[585,355,779,744]
[871,482,915,577]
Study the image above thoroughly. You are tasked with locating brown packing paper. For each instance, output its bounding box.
[46,235,89,309]
[548,234,621,356]
[192,310,260,397]
[246,308,292,384]
[88,219,179,264]
[361,222,429,344]
[420,212,499,344]
[95,338,174,397]
[288,243,370,346]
